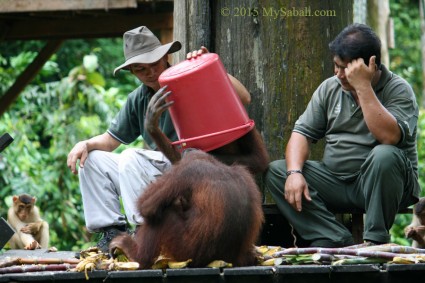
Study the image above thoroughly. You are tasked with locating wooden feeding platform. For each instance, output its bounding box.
[1,248,425,283]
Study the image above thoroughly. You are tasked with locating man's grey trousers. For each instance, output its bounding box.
[79,148,170,232]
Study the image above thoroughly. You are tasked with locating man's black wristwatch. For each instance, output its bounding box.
[286,169,303,177]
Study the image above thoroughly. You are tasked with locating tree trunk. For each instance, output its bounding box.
[367,0,390,66]
[172,0,211,63]
[211,0,353,161]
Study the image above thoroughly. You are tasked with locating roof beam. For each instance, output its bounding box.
[0,12,173,41]
[0,0,137,13]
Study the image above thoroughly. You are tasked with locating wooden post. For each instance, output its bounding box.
[211,0,353,162]
[367,0,390,67]
[173,0,353,178]
[173,0,355,246]
[173,0,211,63]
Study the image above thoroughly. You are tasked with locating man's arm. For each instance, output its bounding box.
[284,132,312,212]
[67,132,120,174]
[228,74,251,105]
[346,56,401,145]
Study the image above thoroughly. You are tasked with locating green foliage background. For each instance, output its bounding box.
[0,0,423,250]
[0,40,142,250]
[388,0,424,245]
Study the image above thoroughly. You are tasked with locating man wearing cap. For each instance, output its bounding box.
[67,26,251,252]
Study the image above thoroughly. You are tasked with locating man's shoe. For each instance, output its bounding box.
[129,225,141,238]
[96,225,127,253]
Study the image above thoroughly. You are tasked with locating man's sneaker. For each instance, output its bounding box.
[96,225,127,253]
[129,225,141,238]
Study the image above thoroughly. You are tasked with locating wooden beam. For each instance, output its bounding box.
[0,0,137,13]
[0,13,173,40]
[0,40,63,116]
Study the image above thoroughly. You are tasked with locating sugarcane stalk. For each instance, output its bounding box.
[280,254,316,265]
[334,254,365,259]
[274,247,356,257]
[358,245,425,254]
[19,258,81,265]
[0,259,20,268]
[344,242,376,249]
[0,264,76,274]
[332,258,388,265]
[311,253,335,264]
[0,257,80,269]
[274,248,419,260]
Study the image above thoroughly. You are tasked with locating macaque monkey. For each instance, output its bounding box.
[7,194,49,250]
[404,197,425,248]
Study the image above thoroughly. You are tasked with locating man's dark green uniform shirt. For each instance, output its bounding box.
[294,65,419,179]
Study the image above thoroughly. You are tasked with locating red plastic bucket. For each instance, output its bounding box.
[158,53,254,152]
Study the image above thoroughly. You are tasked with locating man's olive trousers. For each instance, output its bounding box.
[265,145,419,247]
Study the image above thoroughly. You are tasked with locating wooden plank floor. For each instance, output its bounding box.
[1,249,425,283]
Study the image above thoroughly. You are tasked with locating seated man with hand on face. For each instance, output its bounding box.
[266,23,420,248]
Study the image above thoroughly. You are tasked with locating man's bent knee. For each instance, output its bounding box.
[367,145,404,170]
[118,148,145,174]
[79,150,109,175]
[265,160,287,194]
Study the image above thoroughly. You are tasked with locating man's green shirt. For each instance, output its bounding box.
[294,65,419,177]
[107,84,177,150]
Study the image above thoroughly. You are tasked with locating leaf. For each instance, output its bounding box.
[86,72,105,87]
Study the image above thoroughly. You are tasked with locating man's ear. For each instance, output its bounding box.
[368,55,377,71]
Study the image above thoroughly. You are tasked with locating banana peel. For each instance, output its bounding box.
[168,259,192,269]
[391,257,416,264]
[152,255,171,269]
[73,247,140,278]
[264,247,283,257]
[256,245,269,255]
[206,260,233,268]
[255,245,282,257]
[111,261,140,270]
[260,257,283,266]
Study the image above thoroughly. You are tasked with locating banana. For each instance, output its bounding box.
[84,262,96,280]
[79,247,100,258]
[264,247,283,257]
[168,259,192,269]
[206,260,232,268]
[152,255,171,269]
[256,245,269,255]
[391,257,415,264]
[112,262,140,270]
[74,260,87,272]
[96,258,114,270]
[260,257,283,266]
[414,255,425,263]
